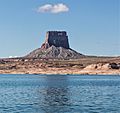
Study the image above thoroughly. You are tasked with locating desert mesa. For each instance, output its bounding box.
[0,31,120,75]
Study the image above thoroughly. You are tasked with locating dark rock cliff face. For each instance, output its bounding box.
[26,31,84,59]
[41,31,69,49]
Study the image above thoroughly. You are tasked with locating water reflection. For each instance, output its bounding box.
[1,75,120,113]
[41,75,70,113]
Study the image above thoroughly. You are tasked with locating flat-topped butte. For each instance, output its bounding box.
[26,31,84,59]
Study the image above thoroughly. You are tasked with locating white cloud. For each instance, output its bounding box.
[36,3,69,14]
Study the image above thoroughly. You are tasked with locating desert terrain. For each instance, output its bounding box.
[0,56,120,75]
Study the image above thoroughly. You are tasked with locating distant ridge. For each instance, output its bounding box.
[26,31,84,59]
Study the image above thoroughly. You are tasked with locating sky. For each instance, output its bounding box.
[0,0,119,58]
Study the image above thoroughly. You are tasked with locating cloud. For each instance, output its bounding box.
[36,3,69,14]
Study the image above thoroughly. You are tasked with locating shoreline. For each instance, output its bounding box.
[0,57,120,75]
[0,73,120,76]
[0,69,120,75]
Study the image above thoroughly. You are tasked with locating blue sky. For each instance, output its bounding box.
[0,0,119,58]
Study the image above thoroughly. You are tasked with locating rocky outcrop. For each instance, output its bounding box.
[26,31,84,59]
[108,63,120,69]
[0,59,5,64]
[83,63,120,70]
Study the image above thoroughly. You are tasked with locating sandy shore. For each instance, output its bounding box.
[0,57,120,75]
[0,67,120,75]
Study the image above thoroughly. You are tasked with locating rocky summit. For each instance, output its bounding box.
[26,31,84,59]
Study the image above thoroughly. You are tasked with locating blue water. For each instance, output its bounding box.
[0,74,120,113]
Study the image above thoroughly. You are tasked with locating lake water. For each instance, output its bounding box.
[0,74,120,113]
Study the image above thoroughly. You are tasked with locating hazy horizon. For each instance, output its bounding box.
[0,0,119,58]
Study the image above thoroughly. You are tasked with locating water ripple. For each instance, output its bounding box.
[0,74,120,113]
